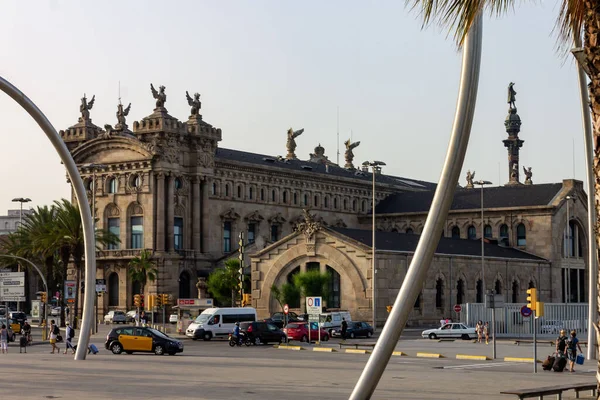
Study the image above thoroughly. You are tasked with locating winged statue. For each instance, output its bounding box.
[286,128,304,159]
[79,94,95,122]
[466,170,475,187]
[344,139,361,168]
[115,102,131,130]
[151,83,167,108]
[186,91,202,115]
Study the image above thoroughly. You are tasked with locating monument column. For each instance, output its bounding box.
[503,82,524,186]
[201,178,209,253]
[167,173,175,252]
[192,177,201,253]
[156,172,166,251]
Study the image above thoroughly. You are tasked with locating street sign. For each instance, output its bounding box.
[176,298,213,307]
[0,278,24,286]
[520,305,532,317]
[283,304,289,314]
[1,286,24,297]
[308,314,319,322]
[96,279,106,293]
[1,296,25,302]
[0,272,24,279]
[306,296,322,315]
[454,304,462,313]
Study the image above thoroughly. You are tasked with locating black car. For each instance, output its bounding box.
[9,312,26,328]
[240,321,286,345]
[104,326,184,355]
[331,321,374,339]
[266,312,302,329]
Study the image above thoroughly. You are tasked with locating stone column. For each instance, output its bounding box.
[156,172,166,251]
[201,179,209,253]
[167,173,175,252]
[192,177,201,253]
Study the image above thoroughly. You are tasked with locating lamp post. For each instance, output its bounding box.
[565,195,576,303]
[83,163,106,334]
[474,181,492,295]
[362,160,386,331]
[12,197,31,312]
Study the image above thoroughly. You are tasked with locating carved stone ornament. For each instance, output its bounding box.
[186,91,202,116]
[220,208,240,221]
[333,218,347,228]
[196,138,215,167]
[151,83,167,109]
[466,170,475,189]
[295,209,322,242]
[245,210,264,222]
[164,136,181,164]
[268,212,286,225]
[131,203,144,215]
[106,204,120,217]
[196,277,208,299]
[115,102,132,131]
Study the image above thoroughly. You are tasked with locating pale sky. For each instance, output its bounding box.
[0,0,586,213]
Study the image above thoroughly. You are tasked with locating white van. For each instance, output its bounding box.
[321,311,352,334]
[186,307,256,341]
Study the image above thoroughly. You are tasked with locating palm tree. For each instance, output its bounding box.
[409,0,600,389]
[128,250,157,297]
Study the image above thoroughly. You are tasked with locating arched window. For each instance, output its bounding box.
[467,225,476,240]
[223,221,231,253]
[314,195,319,207]
[4,222,8,230]
[174,217,184,250]
[326,266,341,308]
[108,178,117,194]
[249,187,253,200]
[484,225,492,238]
[451,226,460,239]
[287,266,301,308]
[108,273,119,307]
[564,221,584,258]
[495,279,502,295]
[352,199,357,211]
[260,188,265,201]
[476,279,483,303]
[406,228,414,234]
[517,223,526,246]
[293,192,298,205]
[435,278,444,309]
[343,199,347,210]
[511,280,519,303]
[283,191,288,204]
[129,202,144,249]
[324,197,328,208]
[528,280,535,289]
[500,224,508,238]
[361,200,366,213]
[304,194,309,206]
[175,178,182,190]
[237,185,242,198]
[132,175,141,188]
[225,184,230,197]
[107,217,120,250]
[334,197,338,209]
[179,271,191,299]
[456,279,465,305]
[212,182,217,195]
[272,190,276,202]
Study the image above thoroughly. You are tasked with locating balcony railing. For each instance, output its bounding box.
[96,249,197,259]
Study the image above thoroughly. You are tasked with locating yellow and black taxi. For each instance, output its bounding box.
[105,326,184,355]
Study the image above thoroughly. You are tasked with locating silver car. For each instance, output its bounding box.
[104,310,127,324]
[421,323,476,340]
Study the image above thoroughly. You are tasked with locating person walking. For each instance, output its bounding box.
[567,330,583,372]
[556,329,568,359]
[0,324,8,354]
[49,320,60,354]
[341,318,348,340]
[63,322,75,355]
[475,320,483,343]
[484,322,490,345]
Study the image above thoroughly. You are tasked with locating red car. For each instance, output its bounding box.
[283,322,329,342]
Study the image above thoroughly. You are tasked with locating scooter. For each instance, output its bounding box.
[228,331,251,347]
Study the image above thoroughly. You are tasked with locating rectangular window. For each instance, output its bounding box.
[270,225,279,242]
[174,217,184,250]
[248,223,256,244]
[130,216,143,249]
[108,218,120,250]
[224,221,231,253]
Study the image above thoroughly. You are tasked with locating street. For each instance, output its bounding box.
[0,324,594,399]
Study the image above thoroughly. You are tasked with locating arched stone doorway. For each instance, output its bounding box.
[179,271,191,299]
[108,272,119,307]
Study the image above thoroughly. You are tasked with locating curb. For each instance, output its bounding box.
[504,357,539,363]
[417,352,444,358]
[456,354,489,361]
[345,349,370,354]
[276,345,303,351]
[313,347,336,353]
[392,351,406,356]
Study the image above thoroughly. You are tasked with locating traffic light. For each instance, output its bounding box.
[155,293,162,307]
[162,294,170,306]
[40,292,47,303]
[242,293,251,307]
[386,305,393,313]
[238,232,244,262]
[140,294,144,308]
[147,294,155,309]
[526,288,537,311]
[134,294,141,308]
[536,302,545,317]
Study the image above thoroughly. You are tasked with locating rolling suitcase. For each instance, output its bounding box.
[19,336,27,353]
[552,355,567,372]
[88,344,99,354]
[542,355,555,371]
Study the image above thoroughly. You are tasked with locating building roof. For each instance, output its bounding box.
[331,227,547,261]
[215,147,437,190]
[375,183,564,214]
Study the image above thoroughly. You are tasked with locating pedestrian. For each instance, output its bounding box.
[556,329,568,359]
[567,330,583,372]
[0,324,8,354]
[484,322,490,345]
[475,320,483,343]
[140,311,146,326]
[49,319,60,354]
[63,322,75,355]
[440,317,445,327]
[341,318,348,340]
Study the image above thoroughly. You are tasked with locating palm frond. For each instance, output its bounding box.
[555,0,586,53]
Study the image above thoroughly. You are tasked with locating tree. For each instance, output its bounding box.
[293,270,331,311]
[271,282,302,310]
[128,249,157,296]
[410,0,600,389]
[207,259,241,307]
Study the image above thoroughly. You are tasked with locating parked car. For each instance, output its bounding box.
[331,321,373,339]
[321,311,352,335]
[240,321,286,345]
[169,314,178,324]
[283,322,329,342]
[421,323,476,340]
[125,310,137,323]
[266,311,302,328]
[105,326,183,355]
[104,310,127,324]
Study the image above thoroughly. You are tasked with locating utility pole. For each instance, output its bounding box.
[238,232,244,306]
[12,197,31,313]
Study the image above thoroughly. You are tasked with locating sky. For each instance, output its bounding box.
[0,0,587,213]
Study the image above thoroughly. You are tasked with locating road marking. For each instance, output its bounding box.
[443,362,521,370]
[276,345,303,351]
[345,349,370,354]
[417,352,444,358]
[504,357,540,363]
[456,354,489,361]
[392,351,406,356]
[313,347,335,352]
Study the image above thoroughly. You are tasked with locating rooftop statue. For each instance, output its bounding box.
[508,82,517,110]
[344,139,360,169]
[79,94,95,122]
[466,170,475,188]
[186,91,202,116]
[286,128,304,159]
[150,83,167,108]
[523,166,533,185]
[115,102,131,130]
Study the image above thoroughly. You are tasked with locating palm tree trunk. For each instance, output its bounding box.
[583,1,600,391]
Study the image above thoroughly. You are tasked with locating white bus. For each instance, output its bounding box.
[186,307,256,341]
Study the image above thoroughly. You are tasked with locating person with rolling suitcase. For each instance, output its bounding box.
[542,354,556,371]
[567,330,583,372]
[553,330,568,372]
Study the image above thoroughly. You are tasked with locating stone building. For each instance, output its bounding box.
[59,84,590,325]
[0,209,33,235]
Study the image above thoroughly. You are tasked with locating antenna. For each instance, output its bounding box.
[118,81,121,105]
[336,106,340,166]
[572,137,576,178]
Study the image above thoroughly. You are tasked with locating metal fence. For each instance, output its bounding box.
[459,303,589,338]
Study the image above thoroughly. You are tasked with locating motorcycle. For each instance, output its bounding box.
[228,331,251,347]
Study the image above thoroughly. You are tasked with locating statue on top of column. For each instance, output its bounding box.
[79,94,95,122]
[151,83,167,108]
[186,91,202,116]
[508,82,517,110]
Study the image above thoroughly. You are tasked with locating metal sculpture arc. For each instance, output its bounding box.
[0,76,96,361]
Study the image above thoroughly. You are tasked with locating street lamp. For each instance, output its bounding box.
[83,163,107,334]
[12,197,31,312]
[565,195,576,303]
[473,181,492,294]
[362,160,386,331]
